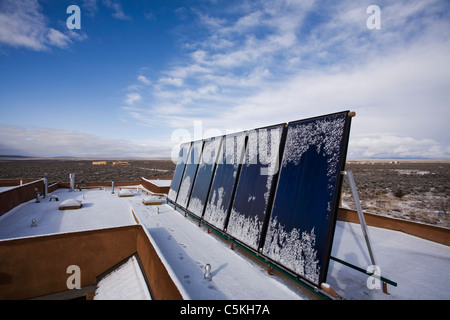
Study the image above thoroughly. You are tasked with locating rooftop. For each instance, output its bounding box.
[0,182,449,300]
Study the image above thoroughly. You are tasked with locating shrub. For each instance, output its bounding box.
[393,187,408,198]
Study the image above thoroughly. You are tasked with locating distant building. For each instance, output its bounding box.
[112,161,130,166]
[92,161,107,165]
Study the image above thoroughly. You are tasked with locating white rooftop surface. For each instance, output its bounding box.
[94,255,152,300]
[0,188,137,240]
[328,221,450,300]
[131,200,311,300]
[142,178,172,187]
[0,186,449,300]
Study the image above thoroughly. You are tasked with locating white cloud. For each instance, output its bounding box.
[0,125,170,158]
[122,0,450,159]
[0,0,86,51]
[158,77,184,87]
[103,0,131,20]
[137,75,151,85]
[46,28,72,49]
[0,0,47,51]
[349,135,449,159]
[83,0,132,20]
[124,93,142,105]
[82,0,98,17]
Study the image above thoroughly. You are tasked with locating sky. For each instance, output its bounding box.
[0,0,449,160]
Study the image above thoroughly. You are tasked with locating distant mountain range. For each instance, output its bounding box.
[0,155,34,158]
[0,155,172,160]
[0,155,81,159]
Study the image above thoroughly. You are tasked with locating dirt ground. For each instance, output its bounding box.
[0,158,448,228]
[341,161,450,228]
[0,158,176,185]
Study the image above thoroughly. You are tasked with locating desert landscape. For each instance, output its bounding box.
[0,158,448,228]
[0,158,176,185]
[341,160,449,228]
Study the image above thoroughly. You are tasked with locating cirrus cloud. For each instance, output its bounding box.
[0,0,87,52]
[122,0,450,159]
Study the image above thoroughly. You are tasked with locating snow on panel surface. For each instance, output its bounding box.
[263,111,350,286]
[203,132,246,231]
[94,255,151,300]
[168,142,191,202]
[176,140,203,209]
[187,136,222,218]
[226,124,284,250]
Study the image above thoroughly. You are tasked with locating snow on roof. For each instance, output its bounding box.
[329,220,450,300]
[142,196,165,205]
[58,198,82,210]
[118,189,134,197]
[141,178,172,187]
[94,255,152,300]
[0,187,449,300]
[131,201,312,300]
[0,189,137,240]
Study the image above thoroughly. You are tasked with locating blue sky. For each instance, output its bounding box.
[0,0,449,159]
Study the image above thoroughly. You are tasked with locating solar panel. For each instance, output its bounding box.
[203,131,246,231]
[261,111,351,286]
[166,111,352,289]
[176,140,203,208]
[187,136,223,218]
[167,142,191,202]
[226,124,285,250]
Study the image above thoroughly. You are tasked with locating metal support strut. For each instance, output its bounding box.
[343,170,377,267]
[341,170,393,294]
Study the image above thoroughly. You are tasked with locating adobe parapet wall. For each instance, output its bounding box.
[0,179,45,217]
[337,208,450,246]
[0,177,171,218]
[0,225,183,300]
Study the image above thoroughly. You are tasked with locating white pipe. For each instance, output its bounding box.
[69,173,75,192]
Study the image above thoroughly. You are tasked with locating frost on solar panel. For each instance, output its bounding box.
[187,136,223,218]
[203,132,246,231]
[176,140,203,208]
[262,111,350,286]
[226,124,284,250]
[168,142,191,202]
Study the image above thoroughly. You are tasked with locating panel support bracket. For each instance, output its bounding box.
[341,170,377,266]
[340,170,389,294]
